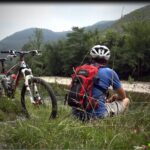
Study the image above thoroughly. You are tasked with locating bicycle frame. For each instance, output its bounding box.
[0,51,41,104]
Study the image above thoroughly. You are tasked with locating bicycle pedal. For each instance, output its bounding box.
[33,100,42,106]
[32,102,40,106]
[37,100,42,105]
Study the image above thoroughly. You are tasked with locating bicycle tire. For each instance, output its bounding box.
[21,77,57,119]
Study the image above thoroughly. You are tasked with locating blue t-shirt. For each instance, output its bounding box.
[89,66,122,118]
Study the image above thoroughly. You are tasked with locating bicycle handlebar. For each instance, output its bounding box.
[0,49,41,56]
[0,50,14,54]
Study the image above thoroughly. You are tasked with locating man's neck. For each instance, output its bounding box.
[94,62,107,67]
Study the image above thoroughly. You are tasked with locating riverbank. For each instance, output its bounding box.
[40,76,150,94]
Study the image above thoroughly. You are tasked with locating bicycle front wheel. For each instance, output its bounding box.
[21,77,57,120]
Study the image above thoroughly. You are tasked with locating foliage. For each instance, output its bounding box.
[19,19,150,80]
[123,20,150,79]
[22,28,45,76]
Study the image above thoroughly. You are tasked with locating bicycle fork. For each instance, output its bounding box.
[21,68,41,104]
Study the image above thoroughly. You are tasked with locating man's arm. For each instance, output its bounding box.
[116,87,126,100]
[106,87,126,103]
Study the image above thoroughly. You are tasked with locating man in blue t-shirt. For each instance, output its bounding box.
[73,45,130,119]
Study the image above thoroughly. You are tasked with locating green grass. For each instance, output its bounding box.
[0,96,22,121]
[0,83,150,149]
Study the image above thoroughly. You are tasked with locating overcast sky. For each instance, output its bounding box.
[0,2,149,41]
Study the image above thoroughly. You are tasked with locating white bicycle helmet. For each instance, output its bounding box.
[90,45,110,60]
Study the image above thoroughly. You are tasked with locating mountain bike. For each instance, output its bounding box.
[0,50,57,119]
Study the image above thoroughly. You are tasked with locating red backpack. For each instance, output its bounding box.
[66,64,101,111]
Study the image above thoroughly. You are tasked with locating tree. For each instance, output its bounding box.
[123,20,150,79]
[62,27,88,75]
[43,41,65,76]
[22,28,44,75]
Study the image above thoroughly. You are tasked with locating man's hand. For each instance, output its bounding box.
[106,94,118,103]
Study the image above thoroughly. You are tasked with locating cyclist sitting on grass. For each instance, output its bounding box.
[68,45,130,120]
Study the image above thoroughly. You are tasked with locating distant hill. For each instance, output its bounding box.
[85,20,116,31]
[0,20,116,50]
[109,4,150,32]
[0,4,149,51]
[120,4,150,22]
[0,28,70,50]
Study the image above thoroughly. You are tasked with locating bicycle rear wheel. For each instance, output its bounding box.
[21,77,57,120]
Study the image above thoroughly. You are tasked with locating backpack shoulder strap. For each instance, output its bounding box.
[92,63,108,94]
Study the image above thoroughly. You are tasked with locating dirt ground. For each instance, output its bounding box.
[40,76,150,94]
